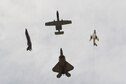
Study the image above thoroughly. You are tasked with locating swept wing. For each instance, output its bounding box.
[52,61,74,72]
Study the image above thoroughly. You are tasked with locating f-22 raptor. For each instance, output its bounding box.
[90,30,99,46]
[52,48,74,78]
[45,11,72,35]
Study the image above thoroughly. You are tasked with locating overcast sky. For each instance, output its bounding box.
[0,0,126,84]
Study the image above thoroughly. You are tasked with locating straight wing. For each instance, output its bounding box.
[45,21,56,26]
[59,20,72,25]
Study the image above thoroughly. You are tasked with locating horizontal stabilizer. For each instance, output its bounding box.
[55,31,64,35]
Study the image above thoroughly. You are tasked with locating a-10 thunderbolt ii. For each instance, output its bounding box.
[52,48,74,78]
[45,11,72,35]
[25,29,32,51]
[89,29,99,46]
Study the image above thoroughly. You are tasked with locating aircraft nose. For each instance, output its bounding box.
[94,29,96,33]
[60,48,63,55]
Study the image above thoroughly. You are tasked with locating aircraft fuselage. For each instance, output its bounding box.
[92,33,97,45]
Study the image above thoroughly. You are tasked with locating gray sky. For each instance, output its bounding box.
[0,0,126,84]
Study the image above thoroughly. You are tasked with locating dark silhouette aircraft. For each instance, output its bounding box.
[52,48,74,78]
[89,29,99,46]
[25,29,32,51]
[45,11,72,35]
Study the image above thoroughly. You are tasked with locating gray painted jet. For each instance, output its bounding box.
[45,11,72,35]
[90,30,99,46]
[52,48,74,78]
[25,29,32,51]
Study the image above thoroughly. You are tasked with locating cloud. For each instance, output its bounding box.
[0,0,126,84]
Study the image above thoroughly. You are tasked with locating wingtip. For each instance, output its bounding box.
[45,23,47,26]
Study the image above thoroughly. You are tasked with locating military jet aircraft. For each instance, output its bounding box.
[45,11,72,35]
[25,29,32,51]
[52,48,74,78]
[89,29,99,46]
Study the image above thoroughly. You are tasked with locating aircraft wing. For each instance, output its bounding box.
[96,36,99,41]
[65,61,74,71]
[59,20,72,25]
[89,35,92,41]
[45,21,56,26]
[52,62,60,72]
[52,61,74,72]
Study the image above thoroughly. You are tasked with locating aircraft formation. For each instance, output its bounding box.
[25,11,99,78]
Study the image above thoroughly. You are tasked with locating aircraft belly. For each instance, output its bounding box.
[93,39,95,43]
[92,34,96,39]
[56,25,62,30]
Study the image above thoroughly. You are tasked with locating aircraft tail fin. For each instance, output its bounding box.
[57,73,62,78]
[94,43,98,46]
[55,31,64,35]
[65,73,71,77]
